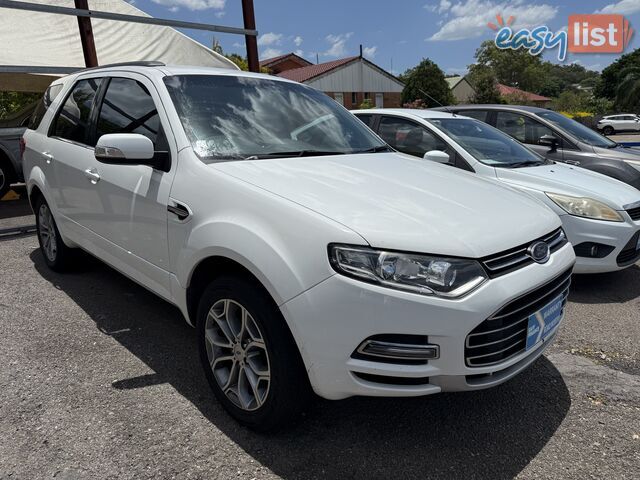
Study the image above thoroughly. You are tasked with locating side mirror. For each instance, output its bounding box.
[539,134,559,150]
[423,150,450,164]
[95,133,155,165]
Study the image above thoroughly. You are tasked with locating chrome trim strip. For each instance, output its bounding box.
[489,280,570,320]
[357,340,440,360]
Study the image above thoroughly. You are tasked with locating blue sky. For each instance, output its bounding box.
[129,0,640,75]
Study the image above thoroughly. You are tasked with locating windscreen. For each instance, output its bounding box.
[427,117,544,167]
[164,75,386,161]
[535,110,616,148]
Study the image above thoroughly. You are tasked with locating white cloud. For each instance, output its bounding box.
[151,0,225,11]
[258,32,283,47]
[446,67,468,75]
[232,42,243,48]
[168,6,179,12]
[363,46,378,58]
[324,32,353,57]
[294,49,305,57]
[596,0,640,15]
[428,0,558,41]
[261,48,283,59]
[294,36,303,47]
[215,10,225,18]
[424,0,452,13]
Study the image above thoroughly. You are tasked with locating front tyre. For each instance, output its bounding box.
[603,125,614,136]
[35,197,77,271]
[197,275,310,431]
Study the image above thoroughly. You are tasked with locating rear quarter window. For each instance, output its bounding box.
[28,84,63,130]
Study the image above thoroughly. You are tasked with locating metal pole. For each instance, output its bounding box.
[74,0,98,67]
[241,0,259,72]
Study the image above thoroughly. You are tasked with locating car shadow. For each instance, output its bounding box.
[569,265,640,304]
[31,250,571,480]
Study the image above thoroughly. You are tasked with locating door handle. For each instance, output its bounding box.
[84,168,101,184]
[42,152,54,164]
[564,160,581,166]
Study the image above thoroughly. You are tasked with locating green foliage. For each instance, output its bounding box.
[0,91,40,121]
[468,65,502,104]
[223,53,271,74]
[358,98,374,109]
[400,58,455,107]
[614,66,640,111]
[594,48,640,100]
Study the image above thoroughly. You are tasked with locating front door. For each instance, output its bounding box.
[375,93,384,108]
[88,75,176,295]
[494,111,565,163]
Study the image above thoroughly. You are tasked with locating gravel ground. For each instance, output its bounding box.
[0,208,639,479]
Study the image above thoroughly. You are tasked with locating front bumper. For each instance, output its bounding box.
[281,243,575,400]
[560,214,640,273]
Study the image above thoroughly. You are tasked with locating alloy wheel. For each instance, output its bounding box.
[38,203,58,262]
[204,299,271,411]
[0,167,5,193]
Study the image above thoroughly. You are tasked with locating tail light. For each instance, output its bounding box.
[19,138,26,158]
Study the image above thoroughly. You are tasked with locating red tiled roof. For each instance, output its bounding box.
[497,83,551,102]
[260,52,312,68]
[276,56,359,83]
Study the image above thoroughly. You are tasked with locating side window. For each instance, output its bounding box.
[96,78,161,146]
[355,114,373,128]
[29,84,63,130]
[51,79,101,144]
[379,116,450,158]
[495,111,556,146]
[460,110,489,122]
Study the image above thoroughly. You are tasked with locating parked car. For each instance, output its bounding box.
[596,114,640,135]
[354,109,640,273]
[433,105,640,191]
[0,102,35,198]
[23,63,575,430]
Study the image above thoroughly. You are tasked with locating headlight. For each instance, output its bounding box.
[328,245,487,298]
[545,193,623,222]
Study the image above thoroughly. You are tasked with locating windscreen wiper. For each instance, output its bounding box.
[351,145,393,153]
[503,160,546,168]
[244,150,348,159]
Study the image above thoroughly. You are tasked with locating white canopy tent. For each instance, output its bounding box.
[0,0,238,92]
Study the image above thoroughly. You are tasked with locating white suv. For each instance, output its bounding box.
[23,63,575,430]
[597,114,640,135]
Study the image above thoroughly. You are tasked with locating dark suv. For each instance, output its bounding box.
[435,105,640,190]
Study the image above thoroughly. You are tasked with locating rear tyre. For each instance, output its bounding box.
[35,197,77,272]
[197,274,311,431]
[603,126,614,136]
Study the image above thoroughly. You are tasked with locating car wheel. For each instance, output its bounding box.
[603,126,614,136]
[197,275,311,431]
[35,197,77,271]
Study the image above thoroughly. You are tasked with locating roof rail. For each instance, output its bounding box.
[82,61,166,72]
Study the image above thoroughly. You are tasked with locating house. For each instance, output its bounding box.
[497,84,552,108]
[446,76,476,103]
[268,51,404,109]
[260,53,312,74]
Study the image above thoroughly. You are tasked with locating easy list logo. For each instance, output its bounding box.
[489,14,634,61]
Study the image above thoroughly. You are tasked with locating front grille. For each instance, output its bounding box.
[465,268,572,367]
[616,231,640,266]
[481,228,567,278]
[627,206,640,221]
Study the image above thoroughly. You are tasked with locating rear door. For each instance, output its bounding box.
[87,74,176,294]
[46,77,104,230]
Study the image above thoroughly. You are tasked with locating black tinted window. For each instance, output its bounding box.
[459,110,488,122]
[355,114,373,127]
[96,78,160,146]
[495,111,556,146]
[28,84,63,130]
[379,116,449,158]
[52,79,101,144]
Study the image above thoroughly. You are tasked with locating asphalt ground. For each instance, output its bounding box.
[0,195,639,479]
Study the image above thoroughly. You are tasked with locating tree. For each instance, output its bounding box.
[223,53,271,74]
[467,65,502,104]
[594,48,640,100]
[614,66,640,111]
[400,59,455,107]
